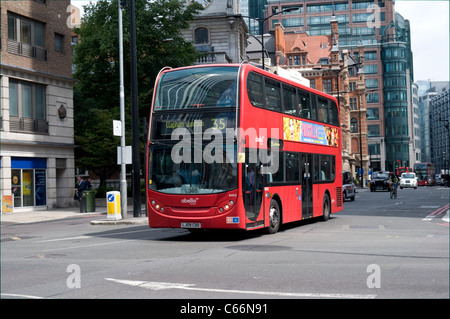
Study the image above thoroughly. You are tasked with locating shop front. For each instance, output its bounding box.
[11,157,47,208]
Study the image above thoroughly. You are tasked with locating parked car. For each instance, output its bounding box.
[370,171,391,192]
[400,172,418,189]
[342,170,356,201]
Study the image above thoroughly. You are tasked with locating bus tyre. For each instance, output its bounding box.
[321,194,330,221]
[267,200,280,234]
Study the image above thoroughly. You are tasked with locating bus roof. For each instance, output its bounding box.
[156,63,338,104]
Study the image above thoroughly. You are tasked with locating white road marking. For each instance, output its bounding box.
[36,236,92,243]
[105,278,377,299]
[35,229,151,245]
[442,209,449,222]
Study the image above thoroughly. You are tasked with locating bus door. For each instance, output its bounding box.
[243,159,264,229]
[301,154,313,218]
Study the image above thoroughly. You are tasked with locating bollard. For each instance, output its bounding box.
[106,191,122,220]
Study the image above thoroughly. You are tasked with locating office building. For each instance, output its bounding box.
[430,89,450,175]
[417,81,449,164]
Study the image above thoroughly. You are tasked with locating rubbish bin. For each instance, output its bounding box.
[83,190,96,212]
[79,192,86,213]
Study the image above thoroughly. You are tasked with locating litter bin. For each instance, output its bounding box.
[83,190,96,212]
[79,192,86,213]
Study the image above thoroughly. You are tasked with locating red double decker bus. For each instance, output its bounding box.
[414,162,435,186]
[146,63,343,234]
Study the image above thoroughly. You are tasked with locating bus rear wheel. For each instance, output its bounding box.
[267,200,280,234]
[321,194,330,221]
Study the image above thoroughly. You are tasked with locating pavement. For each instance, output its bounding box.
[0,198,148,225]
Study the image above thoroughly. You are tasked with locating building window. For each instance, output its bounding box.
[364,64,378,74]
[282,18,303,28]
[367,93,379,103]
[365,51,377,60]
[7,13,46,61]
[350,118,358,133]
[352,1,375,10]
[349,82,356,92]
[350,97,357,110]
[366,78,378,89]
[194,27,209,45]
[369,143,380,155]
[368,125,380,137]
[323,78,332,93]
[367,107,379,120]
[55,33,64,52]
[9,79,48,133]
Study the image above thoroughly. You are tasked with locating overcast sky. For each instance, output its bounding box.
[395,0,449,82]
[71,0,449,82]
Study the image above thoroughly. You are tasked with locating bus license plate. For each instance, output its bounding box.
[181,222,201,229]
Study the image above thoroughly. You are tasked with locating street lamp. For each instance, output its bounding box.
[242,7,300,69]
[118,0,127,218]
[129,0,141,217]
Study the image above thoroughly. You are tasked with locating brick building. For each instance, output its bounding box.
[1,0,75,211]
[273,16,369,184]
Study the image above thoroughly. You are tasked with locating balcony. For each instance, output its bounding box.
[9,117,48,134]
[194,52,232,65]
[7,39,47,61]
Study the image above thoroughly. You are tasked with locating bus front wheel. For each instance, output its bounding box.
[267,200,280,234]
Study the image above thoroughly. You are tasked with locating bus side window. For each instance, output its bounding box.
[310,95,317,121]
[329,100,339,126]
[298,90,310,119]
[247,73,264,107]
[282,85,297,116]
[264,78,281,112]
[317,97,329,123]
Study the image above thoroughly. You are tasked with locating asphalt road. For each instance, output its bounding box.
[1,186,448,306]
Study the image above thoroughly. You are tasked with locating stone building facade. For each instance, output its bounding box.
[1,0,75,211]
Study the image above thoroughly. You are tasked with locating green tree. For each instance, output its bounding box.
[73,0,202,187]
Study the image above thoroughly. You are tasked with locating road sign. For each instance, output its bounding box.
[106,191,121,220]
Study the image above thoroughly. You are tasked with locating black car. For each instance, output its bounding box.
[370,171,391,192]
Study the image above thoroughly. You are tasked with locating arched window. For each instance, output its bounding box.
[194,27,209,45]
[350,118,358,133]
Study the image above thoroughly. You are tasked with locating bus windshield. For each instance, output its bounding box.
[149,145,237,194]
[154,66,239,110]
